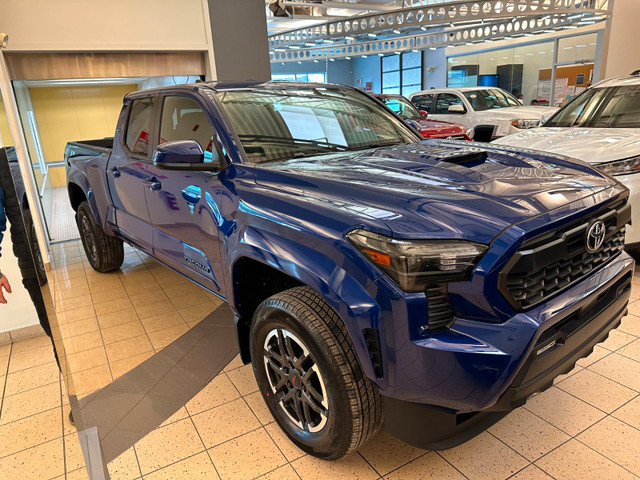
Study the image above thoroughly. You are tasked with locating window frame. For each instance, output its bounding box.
[122,95,158,161]
[433,93,467,114]
[157,92,226,167]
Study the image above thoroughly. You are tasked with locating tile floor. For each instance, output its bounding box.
[1,240,640,480]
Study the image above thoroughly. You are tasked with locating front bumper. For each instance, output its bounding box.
[382,253,633,450]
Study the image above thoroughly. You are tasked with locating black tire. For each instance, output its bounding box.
[23,208,48,286]
[76,201,124,273]
[250,286,382,460]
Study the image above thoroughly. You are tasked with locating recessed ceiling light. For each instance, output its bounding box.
[393,29,401,34]
[429,47,436,50]
[345,36,355,41]
[368,33,377,38]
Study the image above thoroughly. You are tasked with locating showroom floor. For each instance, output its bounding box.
[1,242,640,480]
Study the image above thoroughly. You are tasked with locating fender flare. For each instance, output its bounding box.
[228,230,386,385]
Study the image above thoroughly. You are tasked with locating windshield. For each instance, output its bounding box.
[215,87,418,163]
[463,88,521,111]
[380,96,423,120]
[544,85,640,128]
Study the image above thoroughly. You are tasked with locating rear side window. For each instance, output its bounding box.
[125,97,156,156]
[160,96,219,163]
[411,94,434,112]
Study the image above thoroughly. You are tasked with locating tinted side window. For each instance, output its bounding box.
[435,93,464,114]
[125,97,156,156]
[160,96,218,162]
[411,94,434,112]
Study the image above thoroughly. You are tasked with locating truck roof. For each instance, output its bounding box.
[124,80,353,99]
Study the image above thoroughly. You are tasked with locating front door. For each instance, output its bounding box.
[106,96,156,251]
[429,93,470,126]
[144,94,226,293]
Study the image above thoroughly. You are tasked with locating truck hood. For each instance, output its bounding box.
[474,106,557,121]
[254,140,614,244]
[493,127,640,164]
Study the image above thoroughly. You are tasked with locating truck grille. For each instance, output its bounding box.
[499,200,630,310]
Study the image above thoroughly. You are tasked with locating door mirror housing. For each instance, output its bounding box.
[448,104,466,113]
[419,110,429,118]
[154,140,221,171]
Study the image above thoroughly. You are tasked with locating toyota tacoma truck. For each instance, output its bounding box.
[65,81,633,460]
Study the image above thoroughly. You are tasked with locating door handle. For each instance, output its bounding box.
[108,167,121,178]
[143,178,162,191]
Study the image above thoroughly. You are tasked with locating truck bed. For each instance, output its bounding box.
[65,138,114,160]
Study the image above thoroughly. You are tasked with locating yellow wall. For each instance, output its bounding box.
[0,97,13,147]
[30,84,136,163]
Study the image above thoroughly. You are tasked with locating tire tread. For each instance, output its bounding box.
[257,286,383,459]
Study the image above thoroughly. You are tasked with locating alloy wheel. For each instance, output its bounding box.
[263,327,328,432]
[81,215,98,263]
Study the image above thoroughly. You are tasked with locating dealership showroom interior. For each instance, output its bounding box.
[2,0,640,479]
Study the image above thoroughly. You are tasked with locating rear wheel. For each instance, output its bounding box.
[76,201,123,273]
[250,286,382,460]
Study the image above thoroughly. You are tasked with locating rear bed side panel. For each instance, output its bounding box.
[66,150,115,235]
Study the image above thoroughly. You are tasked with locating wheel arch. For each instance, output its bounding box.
[229,244,384,386]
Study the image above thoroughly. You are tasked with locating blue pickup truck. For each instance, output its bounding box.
[66,82,633,459]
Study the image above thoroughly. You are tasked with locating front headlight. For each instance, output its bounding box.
[511,119,540,129]
[347,229,487,292]
[596,156,640,176]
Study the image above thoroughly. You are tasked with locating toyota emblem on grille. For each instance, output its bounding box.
[586,220,606,253]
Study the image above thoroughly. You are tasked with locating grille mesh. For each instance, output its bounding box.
[505,227,626,309]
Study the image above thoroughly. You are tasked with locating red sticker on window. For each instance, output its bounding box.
[205,140,213,152]
[192,124,200,132]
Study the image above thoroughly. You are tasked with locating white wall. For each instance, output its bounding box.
[0,219,39,333]
[603,0,640,78]
[0,0,211,52]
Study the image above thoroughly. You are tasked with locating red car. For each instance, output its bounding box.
[371,93,473,140]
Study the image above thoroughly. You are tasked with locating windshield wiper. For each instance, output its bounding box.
[349,141,403,152]
[238,134,348,152]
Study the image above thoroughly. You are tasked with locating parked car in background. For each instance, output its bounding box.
[409,87,557,142]
[369,93,473,140]
[494,73,640,250]
[66,81,632,460]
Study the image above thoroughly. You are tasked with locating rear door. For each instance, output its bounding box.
[106,96,157,251]
[144,93,226,293]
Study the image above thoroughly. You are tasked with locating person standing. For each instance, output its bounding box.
[0,182,13,303]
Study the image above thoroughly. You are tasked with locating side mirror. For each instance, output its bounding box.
[154,140,220,171]
[448,104,466,114]
[419,110,429,118]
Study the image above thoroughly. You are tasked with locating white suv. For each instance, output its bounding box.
[494,74,640,248]
[409,87,557,142]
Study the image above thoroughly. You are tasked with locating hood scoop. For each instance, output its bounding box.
[439,150,488,167]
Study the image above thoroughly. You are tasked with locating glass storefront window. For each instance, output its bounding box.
[448,41,554,106]
[272,73,327,82]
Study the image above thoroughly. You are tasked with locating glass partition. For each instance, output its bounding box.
[447,41,554,105]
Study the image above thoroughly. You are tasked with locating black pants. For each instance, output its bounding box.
[0,151,59,369]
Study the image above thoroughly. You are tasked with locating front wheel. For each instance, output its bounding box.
[76,201,124,273]
[250,286,382,460]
